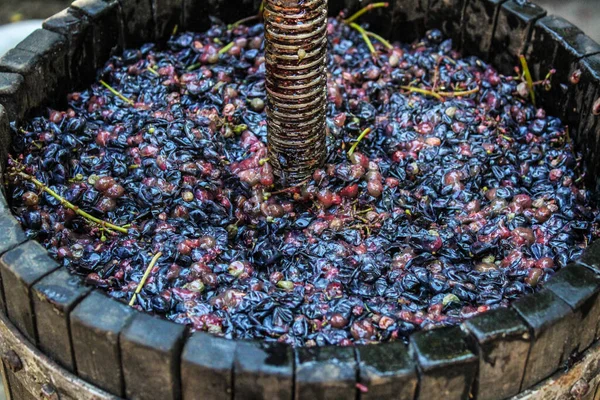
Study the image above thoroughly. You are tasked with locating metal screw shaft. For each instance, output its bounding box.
[265,0,328,184]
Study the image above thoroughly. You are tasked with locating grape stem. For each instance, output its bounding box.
[343,2,389,24]
[147,66,159,76]
[366,31,392,49]
[437,85,481,98]
[10,167,128,234]
[401,85,480,100]
[229,1,265,28]
[348,127,372,156]
[99,80,134,106]
[218,41,235,55]
[348,23,376,57]
[519,55,536,106]
[129,251,163,306]
[343,3,391,58]
[401,85,444,101]
[187,40,239,72]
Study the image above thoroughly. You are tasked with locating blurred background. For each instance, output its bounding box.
[0,0,599,57]
[540,0,600,42]
[0,0,67,55]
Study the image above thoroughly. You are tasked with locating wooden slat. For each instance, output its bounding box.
[295,346,357,400]
[490,0,546,75]
[463,307,531,400]
[121,313,186,400]
[233,341,293,400]
[70,291,134,396]
[410,326,477,400]
[32,268,91,372]
[0,241,59,343]
[512,289,576,391]
[358,342,417,400]
[181,332,236,400]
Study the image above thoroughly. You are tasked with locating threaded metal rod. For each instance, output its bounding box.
[264,0,328,185]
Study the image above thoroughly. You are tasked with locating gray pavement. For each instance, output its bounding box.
[0,19,42,56]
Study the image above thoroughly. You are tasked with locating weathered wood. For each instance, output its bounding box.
[0,198,33,254]
[152,0,183,42]
[70,291,134,396]
[462,0,508,61]
[295,346,357,400]
[513,340,600,400]
[0,94,11,177]
[182,0,211,33]
[463,307,531,400]
[0,241,60,343]
[512,289,576,391]
[233,340,294,400]
[574,56,600,195]
[117,0,155,47]
[43,8,95,89]
[531,16,600,77]
[580,239,600,277]
[0,29,67,111]
[181,332,236,400]
[426,0,468,49]
[545,265,600,354]
[121,312,186,400]
[410,326,478,400]
[0,71,27,122]
[32,268,91,372]
[0,312,118,400]
[490,0,546,75]
[71,0,123,70]
[0,49,46,110]
[14,28,68,100]
[343,0,393,38]
[527,16,600,116]
[390,0,427,43]
[0,360,11,400]
[0,195,28,315]
[5,368,36,400]
[561,56,600,196]
[357,342,417,400]
[181,0,257,31]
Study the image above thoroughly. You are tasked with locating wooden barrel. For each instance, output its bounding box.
[1,1,600,399]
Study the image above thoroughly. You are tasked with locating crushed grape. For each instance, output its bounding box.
[5,17,599,346]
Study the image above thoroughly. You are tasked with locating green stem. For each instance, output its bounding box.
[129,251,162,306]
[519,55,536,106]
[218,41,236,55]
[349,22,376,57]
[16,171,128,234]
[348,127,372,156]
[147,66,159,76]
[400,85,443,101]
[343,2,389,24]
[366,31,392,50]
[99,80,134,106]
[229,14,260,29]
[437,85,480,98]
